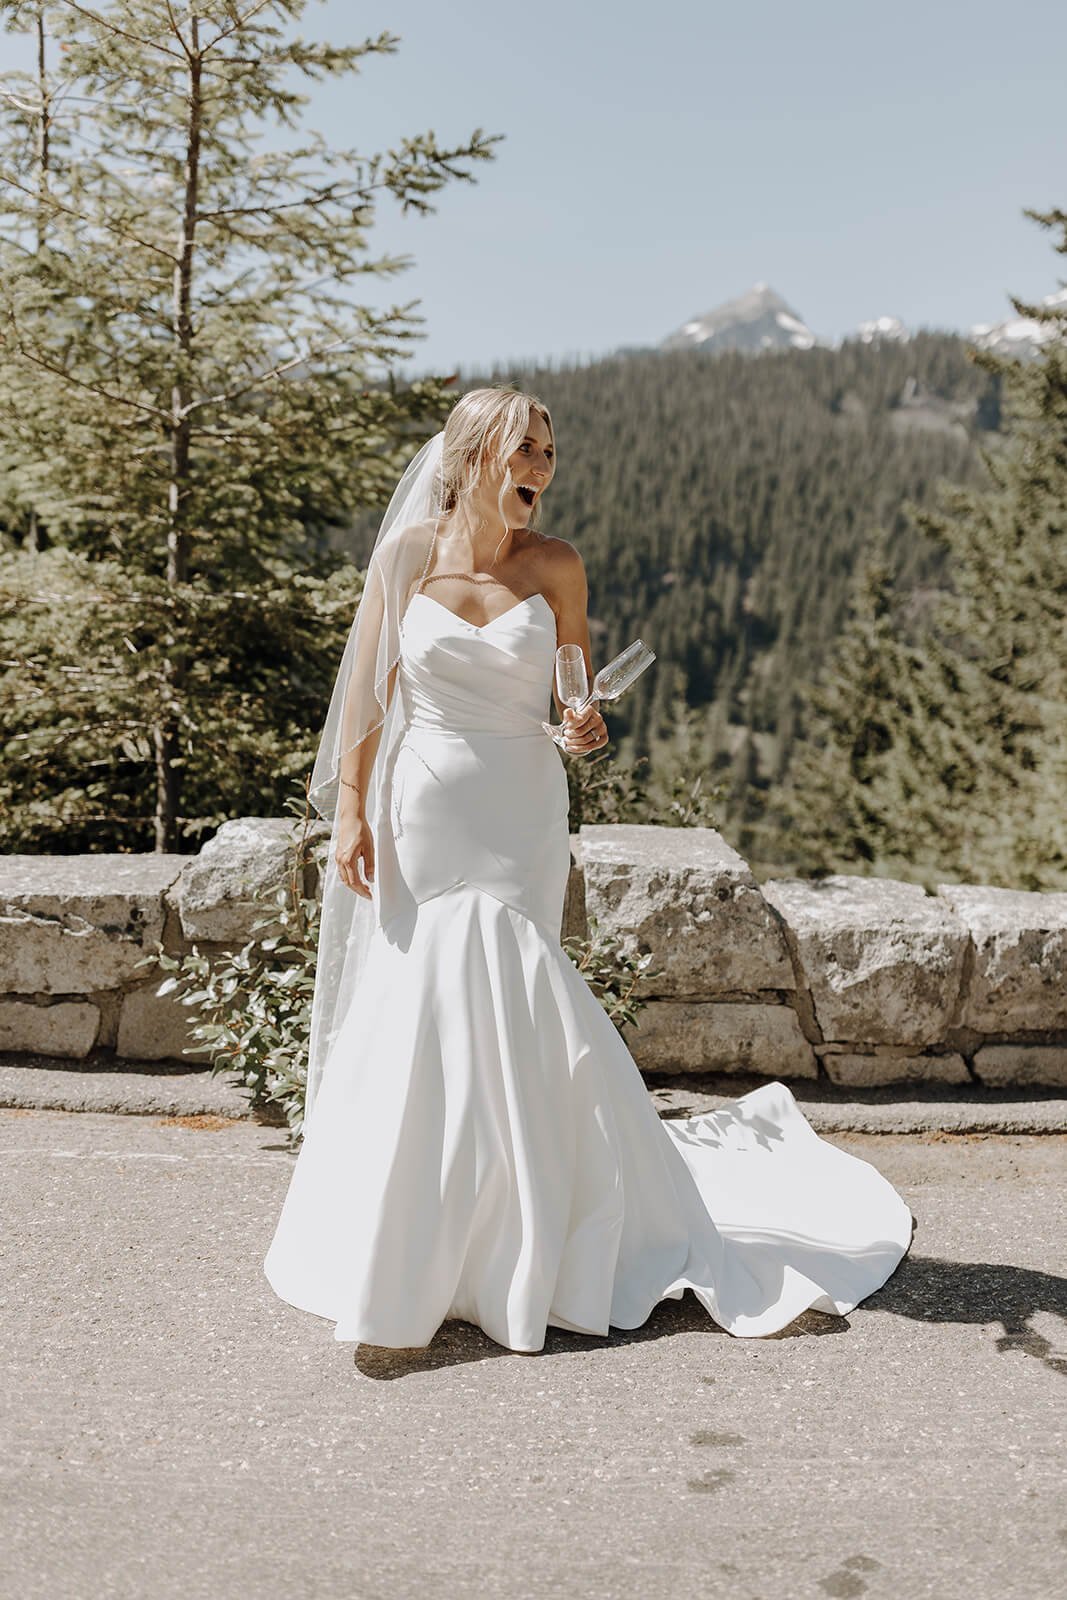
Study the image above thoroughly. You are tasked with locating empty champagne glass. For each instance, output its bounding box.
[540,644,588,749]
[556,644,589,710]
[542,639,656,748]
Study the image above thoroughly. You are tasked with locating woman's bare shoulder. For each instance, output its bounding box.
[371,513,437,555]
[400,514,439,541]
[532,533,586,603]
[530,531,583,571]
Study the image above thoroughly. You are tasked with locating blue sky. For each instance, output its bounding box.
[300,0,1065,373]
[6,0,1064,374]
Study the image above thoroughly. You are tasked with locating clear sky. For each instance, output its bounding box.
[5,0,1064,374]
[299,0,1066,374]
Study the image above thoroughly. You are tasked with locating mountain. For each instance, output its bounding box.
[660,285,910,354]
[658,283,1067,362]
[853,315,909,345]
[968,287,1067,357]
[660,283,820,355]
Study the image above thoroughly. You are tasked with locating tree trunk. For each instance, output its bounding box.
[35,10,49,253]
[24,10,51,556]
[155,24,203,850]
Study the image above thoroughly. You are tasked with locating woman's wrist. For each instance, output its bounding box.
[338,780,366,817]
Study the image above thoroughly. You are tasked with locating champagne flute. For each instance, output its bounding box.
[542,639,656,748]
[556,643,589,713]
[542,644,587,748]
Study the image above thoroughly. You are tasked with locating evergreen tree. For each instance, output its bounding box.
[766,550,979,880]
[0,0,498,849]
[455,330,998,854]
[773,206,1067,890]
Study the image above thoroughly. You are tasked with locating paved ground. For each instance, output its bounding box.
[2,1105,1065,1600]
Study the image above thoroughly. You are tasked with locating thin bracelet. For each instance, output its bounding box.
[339,777,361,791]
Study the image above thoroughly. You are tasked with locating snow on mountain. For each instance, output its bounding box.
[660,283,821,355]
[854,315,910,345]
[657,283,1066,362]
[968,287,1067,357]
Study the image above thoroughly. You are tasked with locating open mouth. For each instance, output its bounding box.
[516,485,537,507]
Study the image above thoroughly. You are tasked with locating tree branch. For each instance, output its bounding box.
[54,0,185,60]
[182,337,351,414]
[197,181,372,222]
[161,0,193,62]
[0,87,43,114]
[0,328,170,419]
[202,0,276,53]
[0,169,177,263]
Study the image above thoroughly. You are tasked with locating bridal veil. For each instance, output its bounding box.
[304,431,446,1128]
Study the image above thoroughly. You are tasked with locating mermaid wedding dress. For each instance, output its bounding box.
[263,588,914,1351]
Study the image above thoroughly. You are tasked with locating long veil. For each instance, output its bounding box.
[304,430,446,1130]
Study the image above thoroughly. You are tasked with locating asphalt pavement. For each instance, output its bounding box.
[2,1104,1065,1600]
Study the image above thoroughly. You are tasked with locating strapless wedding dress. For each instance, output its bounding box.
[264,589,913,1351]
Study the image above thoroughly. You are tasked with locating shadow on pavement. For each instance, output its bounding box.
[353,1251,1067,1380]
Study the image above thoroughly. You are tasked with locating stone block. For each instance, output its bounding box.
[761,875,968,1047]
[972,1044,1067,1088]
[0,853,185,994]
[168,817,308,943]
[116,983,199,1062]
[0,999,99,1058]
[561,835,586,943]
[936,883,1067,1033]
[621,1000,817,1078]
[579,824,794,998]
[822,1051,970,1088]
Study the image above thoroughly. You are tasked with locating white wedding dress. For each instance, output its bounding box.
[264,589,914,1351]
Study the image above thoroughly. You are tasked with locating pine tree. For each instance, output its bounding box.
[0,1,498,849]
[769,551,977,879]
[776,206,1067,890]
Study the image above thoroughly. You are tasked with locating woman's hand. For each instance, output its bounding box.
[335,807,375,898]
[562,702,609,757]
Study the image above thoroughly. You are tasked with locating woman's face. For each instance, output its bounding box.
[480,407,555,527]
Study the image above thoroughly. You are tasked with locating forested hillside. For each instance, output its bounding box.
[344,334,1001,848]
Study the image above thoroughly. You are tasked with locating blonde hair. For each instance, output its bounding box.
[439,386,554,536]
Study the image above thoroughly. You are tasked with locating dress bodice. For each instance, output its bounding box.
[398,590,557,738]
[377,585,571,941]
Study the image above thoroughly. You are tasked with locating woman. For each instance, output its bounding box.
[264,386,914,1353]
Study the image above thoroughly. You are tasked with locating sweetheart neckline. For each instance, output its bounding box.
[407,590,554,634]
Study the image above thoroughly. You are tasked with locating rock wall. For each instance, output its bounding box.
[1,818,1065,1088]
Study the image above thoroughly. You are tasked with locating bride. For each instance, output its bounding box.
[264,385,914,1353]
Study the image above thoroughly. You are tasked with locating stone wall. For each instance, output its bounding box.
[1,818,1065,1088]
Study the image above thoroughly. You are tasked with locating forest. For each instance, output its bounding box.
[1,2,1060,892]
[342,331,1001,859]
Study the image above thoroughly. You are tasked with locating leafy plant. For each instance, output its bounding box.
[138,785,322,1143]
[565,712,725,832]
[562,915,663,1034]
[564,745,653,829]
[654,766,724,828]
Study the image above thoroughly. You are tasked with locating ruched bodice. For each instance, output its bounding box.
[372,585,572,940]
[398,590,557,737]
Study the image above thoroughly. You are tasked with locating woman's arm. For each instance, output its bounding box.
[337,661,399,803]
[334,565,405,899]
[547,541,609,757]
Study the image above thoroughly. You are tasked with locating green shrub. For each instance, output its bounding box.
[138,788,320,1142]
[562,918,662,1035]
